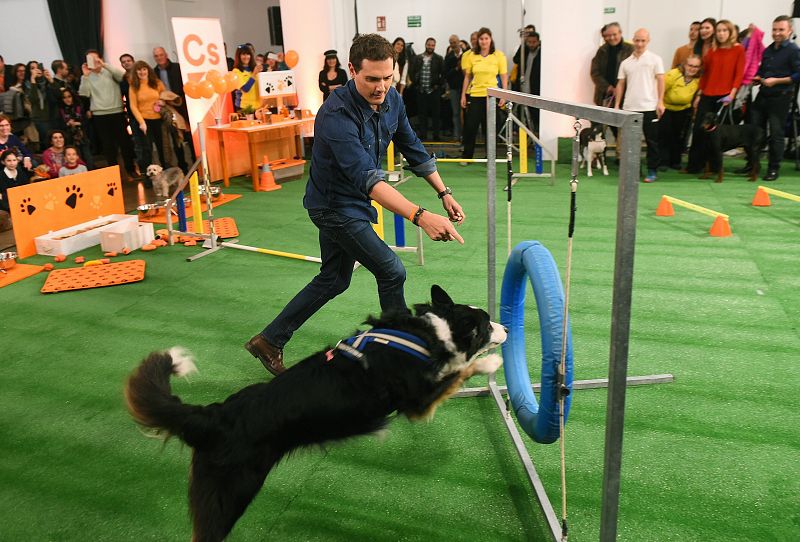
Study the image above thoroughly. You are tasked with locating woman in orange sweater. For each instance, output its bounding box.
[685,19,744,173]
[128,61,167,168]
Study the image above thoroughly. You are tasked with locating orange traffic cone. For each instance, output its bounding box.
[656,196,675,216]
[751,187,771,207]
[709,216,732,237]
[259,154,281,192]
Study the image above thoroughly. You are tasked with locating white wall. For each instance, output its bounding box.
[604,0,791,69]
[0,0,62,66]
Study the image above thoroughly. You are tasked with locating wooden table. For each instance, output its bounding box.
[207,117,314,191]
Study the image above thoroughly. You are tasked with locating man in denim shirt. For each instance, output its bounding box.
[751,15,800,181]
[246,34,466,375]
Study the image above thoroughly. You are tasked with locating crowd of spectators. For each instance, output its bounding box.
[593,15,800,182]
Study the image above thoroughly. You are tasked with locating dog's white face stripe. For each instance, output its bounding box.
[169,346,198,377]
[423,313,458,354]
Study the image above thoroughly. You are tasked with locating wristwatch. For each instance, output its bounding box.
[437,187,452,199]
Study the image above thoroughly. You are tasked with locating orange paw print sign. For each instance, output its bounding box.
[7,166,125,258]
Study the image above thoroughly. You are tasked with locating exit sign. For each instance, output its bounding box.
[604,7,616,13]
[407,15,421,28]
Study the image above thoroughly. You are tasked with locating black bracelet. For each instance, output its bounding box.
[412,206,426,226]
[437,187,452,199]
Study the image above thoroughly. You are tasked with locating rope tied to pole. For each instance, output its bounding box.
[558,119,582,541]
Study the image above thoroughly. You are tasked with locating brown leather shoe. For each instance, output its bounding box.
[244,334,286,375]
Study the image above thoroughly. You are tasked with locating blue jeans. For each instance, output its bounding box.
[261,209,407,348]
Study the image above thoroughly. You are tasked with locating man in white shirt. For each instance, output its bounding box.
[614,28,665,182]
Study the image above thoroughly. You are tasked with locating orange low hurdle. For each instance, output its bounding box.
[752,185,800,207]
[655,195,732,237]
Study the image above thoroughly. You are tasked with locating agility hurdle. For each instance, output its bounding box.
[752,185,800,207]
[655,196,732,237]
[164,125,323,263]
[479,88,646,541]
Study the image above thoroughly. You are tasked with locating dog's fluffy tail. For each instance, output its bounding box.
[124,347,216,448]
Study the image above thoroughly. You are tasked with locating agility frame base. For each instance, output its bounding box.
[481,88,643,542]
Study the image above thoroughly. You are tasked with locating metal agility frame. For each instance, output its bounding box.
[483,88,645,541]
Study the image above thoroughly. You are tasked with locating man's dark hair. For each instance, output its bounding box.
[51,60,66,73]
[774,15,793,25]
[349,33,395,71]
[426,37,436,43]
[119,53,134,63]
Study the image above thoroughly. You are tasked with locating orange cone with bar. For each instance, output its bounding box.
[656,196,675,216]
[709,216,732,237]
[751,188,771,207]
[259,154,281,192]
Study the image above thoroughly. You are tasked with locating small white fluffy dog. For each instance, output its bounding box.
[146,164,184,198]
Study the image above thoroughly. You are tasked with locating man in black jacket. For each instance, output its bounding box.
[749,15,800,181]
[409,38,444,141]
[153,46,193,170]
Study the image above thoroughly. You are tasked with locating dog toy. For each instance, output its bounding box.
[122,247,131,255]
[74,256,85,264]
[42,263,54,271]
[104,251,118,257]
[141,244,157,251]
[54,254,66,262]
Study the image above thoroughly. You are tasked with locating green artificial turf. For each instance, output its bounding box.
[1,157,799,541]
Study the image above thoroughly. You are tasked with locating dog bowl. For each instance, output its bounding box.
[137,203,160,218]
[198,185,223,201]
[0,251,17,272]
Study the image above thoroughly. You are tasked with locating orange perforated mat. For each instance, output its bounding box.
[137,193,242,223]
[41,260,146,293]
[0,263,45,288]
[202,217,239,238]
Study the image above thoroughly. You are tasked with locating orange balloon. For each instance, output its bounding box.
[206,69,223,82]
[183,80,201,99]
[224,71,241,92]
[285,50,299,68]
[199,80,215,99]
[212,77,228,94]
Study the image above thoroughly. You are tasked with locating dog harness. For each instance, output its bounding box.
[328,329,430,369]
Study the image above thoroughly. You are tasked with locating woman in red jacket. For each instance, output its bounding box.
[685,19,744,173]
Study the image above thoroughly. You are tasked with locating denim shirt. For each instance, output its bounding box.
[303,79,436,223]
[757,40,800,96]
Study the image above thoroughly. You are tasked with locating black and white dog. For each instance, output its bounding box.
[125,285,507,542]
[579,123,608,177]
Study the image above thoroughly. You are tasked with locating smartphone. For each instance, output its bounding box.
[86,54,95,69]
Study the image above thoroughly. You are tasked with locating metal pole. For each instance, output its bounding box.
[599,113,642,542]
[487,96,497,321]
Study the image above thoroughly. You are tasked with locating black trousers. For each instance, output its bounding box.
[415,90,441,140]
[143,118,166,167]
[461,96,487,159]
[686,95,723,172]
[92,112,136,174]
[640,110,660,172]
[658,108,691,168]
[750,90,792,172]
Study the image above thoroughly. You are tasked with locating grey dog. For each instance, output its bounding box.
[146,164,184,198]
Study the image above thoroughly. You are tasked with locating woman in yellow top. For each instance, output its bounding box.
[460,27,508,161]
[128,60,167,168]
[233,44,263,112]
[658,55,701,170]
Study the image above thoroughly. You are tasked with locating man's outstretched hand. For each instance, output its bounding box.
[418,211,464,244]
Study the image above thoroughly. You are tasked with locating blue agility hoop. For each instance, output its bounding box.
[500,241,574,444]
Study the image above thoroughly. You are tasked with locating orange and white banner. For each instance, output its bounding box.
[171,18,232,145]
